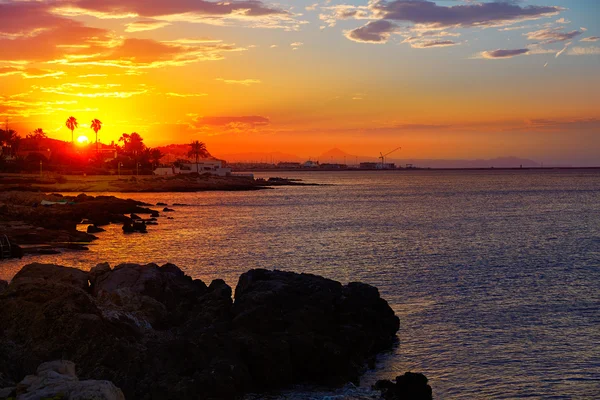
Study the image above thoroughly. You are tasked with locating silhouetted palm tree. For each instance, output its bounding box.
[149,148,164,168]
[65,116,78,143]
[188,140,207,173]
[91,119,102,153]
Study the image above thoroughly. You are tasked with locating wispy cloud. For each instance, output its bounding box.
[216,78,261,86]
[481,49,530,59]
[125,20,171,33]
[581,36,600,42]
[568,46,600,56]
[345,20,396,44]
[526,27,583,44]
[165,92,208,98]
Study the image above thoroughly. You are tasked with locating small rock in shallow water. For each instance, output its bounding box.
[374,372,432,400]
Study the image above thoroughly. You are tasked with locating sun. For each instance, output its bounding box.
[76,135,89,145]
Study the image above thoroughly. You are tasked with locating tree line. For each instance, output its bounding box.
[0,116,210,175]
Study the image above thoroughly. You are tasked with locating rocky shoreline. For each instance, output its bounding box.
[0,174,319,193]
[0,191,162,257]
[0,263,416,399]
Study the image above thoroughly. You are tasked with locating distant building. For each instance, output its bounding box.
[303,160,319,168]
[320,163,347,169]
[277,162,302,169]
[378,163,396,170]
[360,162,379,169]
[154,160,232,176]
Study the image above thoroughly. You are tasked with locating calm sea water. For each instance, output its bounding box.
[2,170,600,399]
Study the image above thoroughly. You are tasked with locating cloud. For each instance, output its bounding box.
[35,82,149,98]
[568,46,600,56]
[372,0,562,28]
[165,92,208,97]
[125,20,171,32]
[410,40,458,49]
[345,20,397,43]
[481,48,530,59]
[216,78,261,86]
[581,37,600,42]
[0,67,65,79]
[526,27,583,44]
[51,0,299,30]
[194,116,270,126]
[290,42,303,50]
[555,43,570,58]
[335,1,562,45]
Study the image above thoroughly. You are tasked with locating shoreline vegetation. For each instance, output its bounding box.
[0,263,432,400]
[0,173,318,193]
[0,174,319,259]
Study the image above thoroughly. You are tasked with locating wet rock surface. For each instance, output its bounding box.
[0,192,158,257]
[0,264,400,400]
[374,373,433,400]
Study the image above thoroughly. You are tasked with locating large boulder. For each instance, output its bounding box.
[11,263,89,291]
[2,360,125,400]
[232,269,400,388]
[0,264,400,400]
[0,280,7,295]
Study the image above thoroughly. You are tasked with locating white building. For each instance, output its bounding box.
[154,160,232,177]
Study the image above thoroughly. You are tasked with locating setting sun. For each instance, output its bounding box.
[76,135,89,145]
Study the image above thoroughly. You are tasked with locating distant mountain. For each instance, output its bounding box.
[214,152,303,163]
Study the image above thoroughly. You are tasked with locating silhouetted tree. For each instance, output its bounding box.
[91,119,102,153]
[26,128,47,150]
[0,128,20,157]
[188,140,207,173]
[149,148,164,168]
[65,116,78,143]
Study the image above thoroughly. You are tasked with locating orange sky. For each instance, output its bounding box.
[1,0,599,165]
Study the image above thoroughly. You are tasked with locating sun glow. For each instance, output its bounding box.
[76,135,89,145]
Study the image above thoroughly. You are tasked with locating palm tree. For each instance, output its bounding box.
[188,140,207,173]
[149,148,164,168]
[65,116,78,143]
[27,128,47,150]
[91,119,102,153]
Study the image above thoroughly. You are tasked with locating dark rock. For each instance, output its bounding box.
[11,263,89,291]
[0,280,7,295]
[374,373,433,400]
[156,202,168,206]
[130,213,141,220]
[6,360,125,400]
[232,269,400,388]
[122,221,147,233]
[87,224,106,234]
[163,207,175,212]
[150,211,160,218]
[0,264,399,400]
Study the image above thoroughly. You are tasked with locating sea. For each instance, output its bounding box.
[1,170,600,399]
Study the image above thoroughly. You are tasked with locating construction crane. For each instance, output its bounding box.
[379,146,402,169]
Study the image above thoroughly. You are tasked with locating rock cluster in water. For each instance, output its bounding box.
[0,263,400,399]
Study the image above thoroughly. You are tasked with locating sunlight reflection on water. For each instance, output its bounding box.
[1,170,600,398]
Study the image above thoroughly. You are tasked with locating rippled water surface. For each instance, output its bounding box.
[2,170,600,399]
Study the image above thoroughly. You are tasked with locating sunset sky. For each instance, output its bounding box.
[0,0,598,164]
